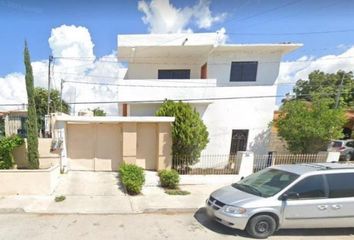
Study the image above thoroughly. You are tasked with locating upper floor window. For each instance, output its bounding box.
[230,61,258,82]
[158,69,191,79]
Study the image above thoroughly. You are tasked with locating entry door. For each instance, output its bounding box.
[229,130,249,155]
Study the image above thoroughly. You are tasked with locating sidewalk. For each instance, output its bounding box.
[0,170,238,214]
[0,184,229,214]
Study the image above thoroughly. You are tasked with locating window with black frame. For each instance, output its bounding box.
[230,61,258,82]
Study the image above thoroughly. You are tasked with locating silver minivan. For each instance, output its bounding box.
[206,163,354,239]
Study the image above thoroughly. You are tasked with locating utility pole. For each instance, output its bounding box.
[45,55,53,138]
[335,73,345,109]
[47,55,53,115]
[60,79,64,113]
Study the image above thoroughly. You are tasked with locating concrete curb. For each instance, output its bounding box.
[143,208,198,214]
[0,208,25,213]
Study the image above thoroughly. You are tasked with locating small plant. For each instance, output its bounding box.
[119,164,145,195]
[158,169,180,189]
[54,195,66,202]
[0,135,24,169]
[164,189,190,195]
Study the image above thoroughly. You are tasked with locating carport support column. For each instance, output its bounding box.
[54,120,68,173]
[156,123,173,170]
[122,122,137,165]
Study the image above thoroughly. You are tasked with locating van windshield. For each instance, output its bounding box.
[232,168,299,198]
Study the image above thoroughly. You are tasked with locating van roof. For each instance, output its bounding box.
[272,162,354,175]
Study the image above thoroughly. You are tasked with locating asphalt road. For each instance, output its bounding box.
[0,208,353,240]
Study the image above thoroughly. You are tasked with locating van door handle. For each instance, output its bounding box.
[332,204,342,210]
[317,205,328,210]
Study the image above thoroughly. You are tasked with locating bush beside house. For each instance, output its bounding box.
[155,100,209,166]
[0,135,24,169]
[118,164,145,195]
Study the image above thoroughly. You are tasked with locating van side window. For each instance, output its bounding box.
[286,175,326,199]
[327,173,354,198]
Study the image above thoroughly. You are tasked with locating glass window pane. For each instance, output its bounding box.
[230,62,257,82]
[327,173,354,198]
[158,70,190,79]
[287,175,326,199]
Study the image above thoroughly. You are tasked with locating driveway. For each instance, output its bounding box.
[53,171,125,196]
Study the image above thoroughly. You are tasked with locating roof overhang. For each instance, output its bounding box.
[214,43,303,55]
[54,116,175,124]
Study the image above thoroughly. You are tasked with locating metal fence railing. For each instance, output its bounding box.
[172,154,242,175]
[254,152,328,172]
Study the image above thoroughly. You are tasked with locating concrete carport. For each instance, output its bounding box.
[52,115,174,172]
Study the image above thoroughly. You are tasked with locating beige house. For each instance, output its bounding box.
[52,115,174,172]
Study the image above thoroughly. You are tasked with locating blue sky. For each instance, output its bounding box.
[1,0,354,110]
[1,0,354,76]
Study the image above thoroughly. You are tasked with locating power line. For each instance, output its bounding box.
[226,28,354,36]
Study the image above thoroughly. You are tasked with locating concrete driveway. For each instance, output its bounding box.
[53,171,126,196]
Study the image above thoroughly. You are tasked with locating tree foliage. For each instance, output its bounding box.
[293,70,354,108]
[0,135,24,169]
[34,87,70,132]
[24,42,39,169]
[91,107,106,116]
[276,98,347,154]
[156,100,209,164]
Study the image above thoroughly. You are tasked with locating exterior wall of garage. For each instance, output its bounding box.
[53,116,174,172]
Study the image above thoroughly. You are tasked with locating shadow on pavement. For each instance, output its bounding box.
[275,228,354,237]
[194,207,354,238]
[193,207,248,237]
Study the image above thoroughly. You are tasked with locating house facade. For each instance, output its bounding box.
[116,33,302,156]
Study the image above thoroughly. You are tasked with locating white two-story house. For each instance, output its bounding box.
[116,33,302,156]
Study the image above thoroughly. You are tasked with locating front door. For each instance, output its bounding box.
[229,130,249,155]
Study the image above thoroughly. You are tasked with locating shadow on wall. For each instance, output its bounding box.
[249,128,271,155]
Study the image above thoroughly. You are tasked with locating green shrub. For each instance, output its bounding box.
[165,189,190,195]
[0,135,24,169]
[159,169,180,189]
[119,164,145,195]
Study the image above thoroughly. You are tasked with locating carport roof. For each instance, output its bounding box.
[54,115,175,123]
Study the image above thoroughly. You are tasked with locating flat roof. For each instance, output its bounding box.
[54,115,175,123]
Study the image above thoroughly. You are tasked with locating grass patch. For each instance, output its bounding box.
[164,189,190,195]
[54,195,66,202]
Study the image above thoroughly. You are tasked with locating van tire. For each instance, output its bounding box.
[345,153,352,161]
[246,214,276,239]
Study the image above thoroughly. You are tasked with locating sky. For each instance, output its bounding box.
[1,0,354,113]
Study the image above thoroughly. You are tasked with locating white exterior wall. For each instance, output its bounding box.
[125,63,204,79]
[208,50,282,86]
[118,43,293,155]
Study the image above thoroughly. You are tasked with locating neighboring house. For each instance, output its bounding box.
[0,110,28,138]
[268,110,354,154]
[116,33,302,156]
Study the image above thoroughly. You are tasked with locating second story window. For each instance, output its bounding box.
[230,61,258,82]
[158,69,191,79]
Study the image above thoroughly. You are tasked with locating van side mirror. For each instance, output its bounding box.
[280,192,299,201]
[240,176,244,180]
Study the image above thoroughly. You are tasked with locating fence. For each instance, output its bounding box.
[254,152,328,172]
[172,154,242,175]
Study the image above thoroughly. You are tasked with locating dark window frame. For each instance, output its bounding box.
[325,173,354,198]
[286,174,327,200]
[158,69,191,79]
[229,61,258,82]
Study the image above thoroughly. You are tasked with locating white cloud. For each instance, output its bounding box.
[138,0,226,33]
[0,25,126,115]
[278,46,354,84]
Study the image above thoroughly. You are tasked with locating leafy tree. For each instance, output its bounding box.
[0,117,4,138]
[24,42,39,169]
[0,135,24,169]
[156,100,209,164]
[91,107,106,116]
[293,70,354,108]
[276,97,347,154]
[34,87,70,133]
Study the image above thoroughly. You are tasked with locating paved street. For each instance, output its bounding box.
[1,209,353,240]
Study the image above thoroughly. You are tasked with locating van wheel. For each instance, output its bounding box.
[345,153,352,162]
[246,215,276,239]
